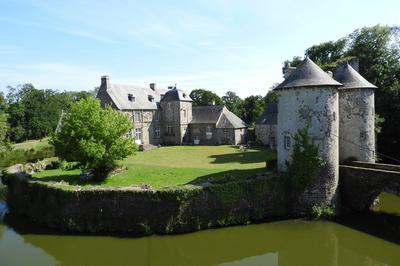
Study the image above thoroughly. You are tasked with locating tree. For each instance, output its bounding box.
[284,25,400,163]
[222,91,243,117]
[5,84,93,142]
[242,95,265,127]
[51,98,136,181]
[0,92,10,152]
[189,89,223,106]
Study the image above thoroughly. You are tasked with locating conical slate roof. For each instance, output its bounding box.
[276,57,342,89]
[334,64,377,89]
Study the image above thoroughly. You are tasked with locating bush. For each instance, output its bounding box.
[310,205,336,219]
[51,98,137,181]
[283,124,324,193]
[0,146,55,168]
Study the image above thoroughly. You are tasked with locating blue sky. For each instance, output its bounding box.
[0,0,399,97]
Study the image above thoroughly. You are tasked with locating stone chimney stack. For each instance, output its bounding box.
[101,75,110,89]
[282,63,297,79]
[150,83,156,91]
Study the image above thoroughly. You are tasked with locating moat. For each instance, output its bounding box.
[0,193,399,266]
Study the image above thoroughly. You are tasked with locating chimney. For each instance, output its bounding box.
[282,64,296,79]
[150,83,156,91]
[101,75,110,89]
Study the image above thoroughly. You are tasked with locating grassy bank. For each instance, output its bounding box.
[33,145,276,189]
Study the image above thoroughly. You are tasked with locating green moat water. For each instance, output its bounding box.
[0,193,399,266]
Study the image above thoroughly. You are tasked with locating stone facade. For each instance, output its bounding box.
[339,89,375,162]
[255,124,276,149]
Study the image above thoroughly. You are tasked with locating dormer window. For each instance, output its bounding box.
[183,93,186,98]
[128,94,135,102]
[148,95,154,102]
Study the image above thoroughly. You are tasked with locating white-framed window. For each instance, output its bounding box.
[135,128,142,140]
[167,125,174,135]
[154,127,160,138]
[128,94,135,102]
[134,111,141,122]
[154,111,160,121]
[284,135,291,150]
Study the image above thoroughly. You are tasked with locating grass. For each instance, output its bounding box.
[32,145,276,189]
[12,138,51,151]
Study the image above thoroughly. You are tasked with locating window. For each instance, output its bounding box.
[167,102,171,109]
[128,94,135,102]
[284,135,291,150]
[154,127,160,138]
[127,129,133,138]
[206,125,213,140]
[154,111,160,121]
[134,112,141,122]
[183,109,187,118]
[135,128,142,140]
[166,125,174,135]
[270,136,276,148]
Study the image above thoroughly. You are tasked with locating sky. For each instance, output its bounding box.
[0,0,399,97]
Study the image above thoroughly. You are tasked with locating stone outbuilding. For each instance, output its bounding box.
[334,64,377,163]
[255,102,277,149]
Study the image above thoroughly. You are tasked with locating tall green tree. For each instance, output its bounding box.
[51,98,136,181]
[242,95,265,127]
[0,92,10,152]
[5,84,93,142]
[189,89,223,106]
[284,25,400,163]
[222,91,243,117]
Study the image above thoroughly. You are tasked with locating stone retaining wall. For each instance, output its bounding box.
[2,173,288,235]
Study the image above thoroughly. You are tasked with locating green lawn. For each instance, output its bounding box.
[33,145,276,189]
[12,138,51,151]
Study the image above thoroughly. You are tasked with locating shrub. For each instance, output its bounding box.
[51,98,137,181]
[310,205,336,219]
[283,124,324,193]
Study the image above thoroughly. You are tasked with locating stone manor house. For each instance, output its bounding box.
[96,76,247,146]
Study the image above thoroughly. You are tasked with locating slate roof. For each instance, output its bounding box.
[256,102,278,125]
[160,88,192,102]
[334,64,377,89]
[191,105,247,129]
[191,105,224,124]
[276,57,342,89]
[106,83,164,110]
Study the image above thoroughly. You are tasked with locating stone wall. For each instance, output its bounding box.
[339,89,375,163]
[255,124,276,148]
[3,173,287,235]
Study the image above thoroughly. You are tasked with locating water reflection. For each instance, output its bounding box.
[0,217,399,266]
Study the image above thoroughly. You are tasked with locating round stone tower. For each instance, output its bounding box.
[334,64,376,163]
[276,57,342,210]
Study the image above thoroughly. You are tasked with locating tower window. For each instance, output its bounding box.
[154,111,160,121]
[284,135,291,150]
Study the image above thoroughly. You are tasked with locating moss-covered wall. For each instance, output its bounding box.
[3,173,288,235]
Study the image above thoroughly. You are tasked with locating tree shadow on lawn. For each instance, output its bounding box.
[31,174,100,186]
[208,147,275,165]
[186,167,274,187]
